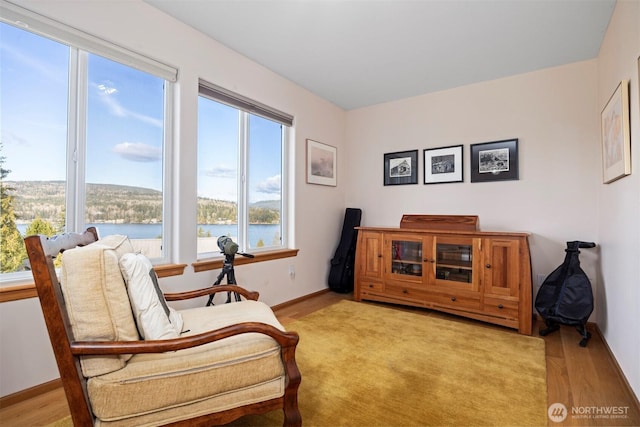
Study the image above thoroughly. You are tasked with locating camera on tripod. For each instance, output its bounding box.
[216,236,254,259]
[217,235,239,256]
[207,236,254,306]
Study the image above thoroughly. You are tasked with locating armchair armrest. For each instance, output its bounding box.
[70,321,298,355]
[164,285,259,302]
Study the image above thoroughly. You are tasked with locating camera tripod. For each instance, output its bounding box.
[206,237,255,306]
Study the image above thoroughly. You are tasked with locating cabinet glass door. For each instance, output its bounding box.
[390,239,423,277]
[436,243,473,283]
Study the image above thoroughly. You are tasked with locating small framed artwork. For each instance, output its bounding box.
[384,150,418,185]
[601,80,631,184]
[423,145,463,184]
[470,139,519,183]
[306,139,337,186]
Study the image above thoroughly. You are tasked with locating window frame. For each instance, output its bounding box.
[0,4,176,284]
[197,80,293,258]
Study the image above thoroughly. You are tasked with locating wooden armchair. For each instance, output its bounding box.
[25,228,301,426]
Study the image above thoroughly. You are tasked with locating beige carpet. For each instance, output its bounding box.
[50,300,547,426]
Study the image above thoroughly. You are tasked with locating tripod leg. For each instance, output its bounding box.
[207,270,228,306]
[226,269,241,303]
[224,291,241,303]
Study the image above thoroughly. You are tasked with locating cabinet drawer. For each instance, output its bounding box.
[385,284,428,301]
[431,292,480,310]
[361,280,384,292]
[484,297,519,319]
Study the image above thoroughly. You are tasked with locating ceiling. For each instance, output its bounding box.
[145,0,616,110]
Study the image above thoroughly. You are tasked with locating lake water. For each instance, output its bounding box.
[17,223,280,249]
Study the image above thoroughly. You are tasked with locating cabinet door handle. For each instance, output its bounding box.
[402,289,408,294]
[485,263,492,268]
[450,296,456,302]
[498,304,504,309]
[368,283,374,288]
[377,254,382,258]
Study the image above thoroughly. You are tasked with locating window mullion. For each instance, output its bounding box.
[162,82,174,261]
[238,112,249,250]
[76,50,88,233]
[65,48,88,233]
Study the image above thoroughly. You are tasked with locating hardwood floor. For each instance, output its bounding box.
[1,291,638,426]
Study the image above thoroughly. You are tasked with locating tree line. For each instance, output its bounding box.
[0,171,280,273]
[5,181,280,225]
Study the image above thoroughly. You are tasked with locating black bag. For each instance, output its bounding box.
[535,241,596,346]
[328,208,362,293]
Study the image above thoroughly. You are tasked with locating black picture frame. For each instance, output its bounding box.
[384,150,418,185]
[423,144,463,184]
[470,139,519,183]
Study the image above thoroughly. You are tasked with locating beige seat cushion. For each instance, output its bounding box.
[88,300,287,423]
[61,235,140,377]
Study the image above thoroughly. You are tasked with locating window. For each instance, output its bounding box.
[0,5,176,281]
[197,81,292,257]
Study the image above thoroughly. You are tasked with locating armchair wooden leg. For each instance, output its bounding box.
[281,342,302,427]
[283,394,301,427]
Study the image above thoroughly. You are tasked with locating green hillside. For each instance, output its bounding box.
[5,181,280,224]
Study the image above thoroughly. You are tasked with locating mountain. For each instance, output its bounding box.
[250,200,281,211]
[4,181,279,224]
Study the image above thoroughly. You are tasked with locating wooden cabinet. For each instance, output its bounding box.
[354,225,533,335]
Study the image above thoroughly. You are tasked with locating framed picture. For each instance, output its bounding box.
[423,145,463,184]
[384,150,418,185]
[470,139,519,183]
[601,80,631,184]
[306,139,337,186]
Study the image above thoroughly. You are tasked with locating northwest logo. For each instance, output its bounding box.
[548,403,568,422]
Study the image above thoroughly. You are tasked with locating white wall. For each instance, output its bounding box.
[345,60,601,300]
[0,0,347,396]
[596,0,640,399]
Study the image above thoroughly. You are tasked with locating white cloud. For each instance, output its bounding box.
[204,165,236,179]
[256,174,281,194]
[113,142,161,162]
[1,42,66,84]
[97,83,117,95]
[94,82,163,128]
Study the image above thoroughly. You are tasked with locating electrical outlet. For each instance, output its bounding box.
[288,265,295,279]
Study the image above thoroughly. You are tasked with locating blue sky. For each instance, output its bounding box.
[1,22,281,203]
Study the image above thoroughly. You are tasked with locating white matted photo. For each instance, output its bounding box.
[423,145,463,184]
[306,139,337,186]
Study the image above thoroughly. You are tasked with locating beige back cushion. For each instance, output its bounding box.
[61,235,140,377]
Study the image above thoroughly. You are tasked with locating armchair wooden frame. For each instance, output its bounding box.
[25,227,301,426]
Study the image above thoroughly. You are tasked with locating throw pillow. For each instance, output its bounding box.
[119,253,184,340]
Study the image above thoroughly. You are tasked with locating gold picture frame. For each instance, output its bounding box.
[601,80,631,183]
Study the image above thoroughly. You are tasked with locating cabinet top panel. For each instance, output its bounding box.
[400,214,478,231]
[357,226,530,238]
